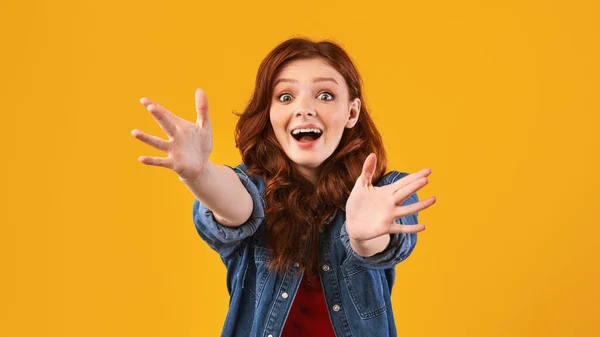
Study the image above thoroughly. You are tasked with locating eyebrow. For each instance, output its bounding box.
[273,77,339,87]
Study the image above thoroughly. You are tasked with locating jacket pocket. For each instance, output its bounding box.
[241,245,271,307]
[342,258,387,319]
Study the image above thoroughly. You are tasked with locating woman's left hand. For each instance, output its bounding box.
[345,153,436,242]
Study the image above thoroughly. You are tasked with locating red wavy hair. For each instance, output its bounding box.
[235,37,387,279]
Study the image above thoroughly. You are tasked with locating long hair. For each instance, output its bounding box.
[235,37,387,279]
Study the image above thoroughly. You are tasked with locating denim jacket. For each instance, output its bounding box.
[192,163,420,337]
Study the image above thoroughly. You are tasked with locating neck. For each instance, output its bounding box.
[295,165,319,185]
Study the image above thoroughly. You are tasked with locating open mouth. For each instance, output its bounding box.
[291,128,323,143]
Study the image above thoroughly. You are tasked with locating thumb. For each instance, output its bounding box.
[360,153,377,186]
[195,88,210,124]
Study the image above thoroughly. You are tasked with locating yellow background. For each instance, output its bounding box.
[2,0,599,336]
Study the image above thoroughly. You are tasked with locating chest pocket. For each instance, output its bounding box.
[241,245,271,308]
[341,259,387,319]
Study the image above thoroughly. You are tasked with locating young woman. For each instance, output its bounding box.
[132,38,436,337]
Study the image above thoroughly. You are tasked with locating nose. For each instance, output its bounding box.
[294,95,316,117]
[295,108,315,118]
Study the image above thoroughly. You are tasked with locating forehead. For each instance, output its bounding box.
[274,58,343,83]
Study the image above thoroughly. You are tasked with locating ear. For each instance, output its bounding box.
[345,98,361,129]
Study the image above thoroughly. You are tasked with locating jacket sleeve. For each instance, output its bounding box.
[191,164,265,261]
[339,171,420,270]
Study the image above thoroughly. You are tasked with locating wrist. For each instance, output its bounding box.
[178,161,212,182]
[349,234,391,257]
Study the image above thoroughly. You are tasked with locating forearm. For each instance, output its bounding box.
[180,162,253,227]
[349,234,391,257]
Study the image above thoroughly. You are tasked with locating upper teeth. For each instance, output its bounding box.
[292,128,322,135]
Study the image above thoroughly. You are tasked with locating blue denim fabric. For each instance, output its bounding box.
[192,163,420,337]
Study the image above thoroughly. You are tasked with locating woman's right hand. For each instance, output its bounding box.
[131,88,213,181]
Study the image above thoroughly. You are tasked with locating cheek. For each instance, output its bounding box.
[325,112,350,135]
[269,108,280,126]
[269,109,287,137]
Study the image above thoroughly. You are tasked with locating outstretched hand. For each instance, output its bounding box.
[131,88,213,180]
[345,153,436,242]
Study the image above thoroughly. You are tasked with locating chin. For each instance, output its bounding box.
[292,153,332,169]
[289,157,321,168]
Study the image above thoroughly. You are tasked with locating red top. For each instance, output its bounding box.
[281,274,336,337]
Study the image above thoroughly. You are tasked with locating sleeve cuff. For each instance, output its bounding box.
[339,216,417,270]
[192,165,265,248]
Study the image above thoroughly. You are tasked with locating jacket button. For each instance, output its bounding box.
[281,292,289,299]
[267,335,273,337]
[322,264,330,271]
[333,304,341,312]
[293,262,300,267]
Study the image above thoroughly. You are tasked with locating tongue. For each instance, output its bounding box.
[299,135,315,143]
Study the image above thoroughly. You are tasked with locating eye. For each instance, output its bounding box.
[277,93,293,102]
[317,92,335,101]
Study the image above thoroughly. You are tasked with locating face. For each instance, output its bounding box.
[269,57,361,183]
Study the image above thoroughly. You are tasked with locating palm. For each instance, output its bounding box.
[346,182,399,241]
[131,88,213,180]
[345,153,435,242]
[169,118,213,179]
